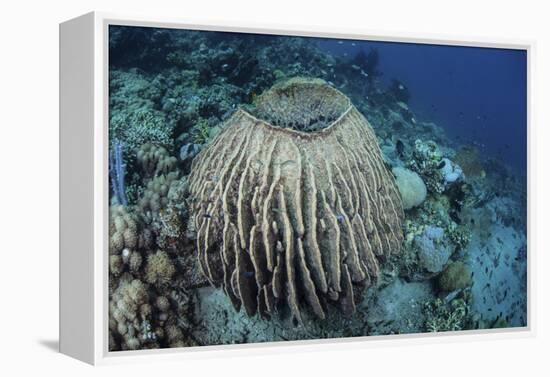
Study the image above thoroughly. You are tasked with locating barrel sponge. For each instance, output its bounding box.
[187,78,404,322]
[392,167,427,210]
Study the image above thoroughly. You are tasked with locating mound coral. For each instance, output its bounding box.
[392,167,427,210]
[438,261,472,292]
[188,78,404,322]
[414,225,453,273]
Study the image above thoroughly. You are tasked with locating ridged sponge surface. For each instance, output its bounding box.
[188,78,404,323]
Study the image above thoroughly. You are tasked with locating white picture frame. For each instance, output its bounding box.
[59,11,534,365]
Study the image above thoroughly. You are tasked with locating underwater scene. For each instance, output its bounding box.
[107,25,528,351]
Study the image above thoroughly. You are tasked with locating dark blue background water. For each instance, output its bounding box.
[319,40,527,173]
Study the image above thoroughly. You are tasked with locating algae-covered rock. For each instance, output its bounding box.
[438,261,472,292]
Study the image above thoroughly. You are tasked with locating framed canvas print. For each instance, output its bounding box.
[59,12,532,365]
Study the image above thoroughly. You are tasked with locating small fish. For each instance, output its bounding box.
[244,271,254,278]
[437,160,446,169]
[338,41,344,44]
[395,139,405,157]
[203,213,212,219]
[336,214,345,223]
[280,159,296,168]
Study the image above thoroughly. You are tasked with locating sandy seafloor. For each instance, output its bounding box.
[106,26,527,351]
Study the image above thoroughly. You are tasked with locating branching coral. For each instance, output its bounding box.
[408,139,445,194]
[138,172,181,218]
[191,118,212,145]
[188,78,404,322]
[423,297,471,332]
[145,250,176,286]
[110,109,173,155]
[109,205,153,255]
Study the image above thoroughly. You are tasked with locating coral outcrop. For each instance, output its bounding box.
[414,225,453,273]
[392,167,427,210]
[137,143,178,179]
[188,78,404,322]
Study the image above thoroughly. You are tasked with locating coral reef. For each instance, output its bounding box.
[188,78,404,322]
[408,140,445,194]
[145,250,176,286]
[107,26,527,348]
[110,109,173,156]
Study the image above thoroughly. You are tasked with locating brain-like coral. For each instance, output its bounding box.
[187,78,404,323]
[392,167,427,210]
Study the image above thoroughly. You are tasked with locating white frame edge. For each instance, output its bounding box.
[59,11,536,366]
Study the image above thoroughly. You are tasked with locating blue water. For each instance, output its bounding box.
[319,40,527,173]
